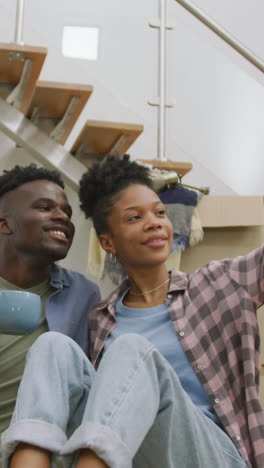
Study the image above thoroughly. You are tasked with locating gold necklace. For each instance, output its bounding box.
[129,278,170,296]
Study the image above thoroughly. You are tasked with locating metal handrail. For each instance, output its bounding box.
[175,0,264,73]
[14,0,25,44]
[158,0,167,161]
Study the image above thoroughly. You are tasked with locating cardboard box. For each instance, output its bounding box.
[198,196,264,227]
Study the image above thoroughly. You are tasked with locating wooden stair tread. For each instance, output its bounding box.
[138,159,192,176]
[26,81,93,144]
[0,44,192,179]
[71,119,144,160]
[0,43,47,113]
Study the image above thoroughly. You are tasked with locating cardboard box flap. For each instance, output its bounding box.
[198,196,264,227]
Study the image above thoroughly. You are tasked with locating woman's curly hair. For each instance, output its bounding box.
[79,154,154,235]
[0,164,64,198]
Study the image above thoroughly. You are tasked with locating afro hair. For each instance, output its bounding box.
[0,164,64,199]
[79,154,154,234]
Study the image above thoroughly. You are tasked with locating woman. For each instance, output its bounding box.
[2,155,264,468]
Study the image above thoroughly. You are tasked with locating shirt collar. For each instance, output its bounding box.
[95,269,188,311]
[169,269,188,291]
[49,263,71,288]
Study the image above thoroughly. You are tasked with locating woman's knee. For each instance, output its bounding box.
[107,333,154,357]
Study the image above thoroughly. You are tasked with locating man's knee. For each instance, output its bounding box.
[29,331,75,355]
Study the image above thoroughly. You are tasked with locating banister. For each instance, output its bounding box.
[14,0,25,44]
[175,0,264,73]
[158,0,167,161]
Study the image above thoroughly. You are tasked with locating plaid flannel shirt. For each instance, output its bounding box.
[89,246,264,468]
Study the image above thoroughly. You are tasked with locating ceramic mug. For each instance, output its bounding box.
[0,290,41,335]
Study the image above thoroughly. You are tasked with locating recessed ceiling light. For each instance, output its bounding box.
[62,26,99,60]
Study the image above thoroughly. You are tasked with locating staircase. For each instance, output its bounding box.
[0,42,192,191]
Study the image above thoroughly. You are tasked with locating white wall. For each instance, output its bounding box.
[166,0,264,195]
[0,0,263,197]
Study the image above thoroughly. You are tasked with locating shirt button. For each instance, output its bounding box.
[179,331,185,337]
[235,435,241,441]
[214,398,220,404]
[167,293,172,299]
[197,363,204,370]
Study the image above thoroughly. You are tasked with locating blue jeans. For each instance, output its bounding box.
[1,332,247,468]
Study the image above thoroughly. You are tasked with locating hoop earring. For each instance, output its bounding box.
[109,253,117,265]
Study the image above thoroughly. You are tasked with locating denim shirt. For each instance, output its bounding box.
[47,263,100,353]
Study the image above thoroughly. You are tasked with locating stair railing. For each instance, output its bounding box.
[14,0,25,45]
[175,0,264,73]
[152,0,264,163]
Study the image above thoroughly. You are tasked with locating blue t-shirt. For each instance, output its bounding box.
[105,290,223,428]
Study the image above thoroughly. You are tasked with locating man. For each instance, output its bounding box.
[0,164,100,447]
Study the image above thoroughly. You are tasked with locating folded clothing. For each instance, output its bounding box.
[159,185,203,250]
